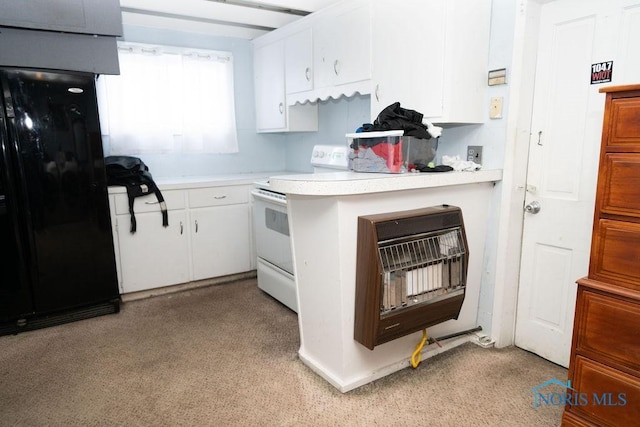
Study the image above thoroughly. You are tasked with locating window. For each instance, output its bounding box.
[97,42,238,155]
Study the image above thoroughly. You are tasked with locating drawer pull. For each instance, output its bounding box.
[180,221,183,235]
[145,201,159,205]
[214,195,227,200]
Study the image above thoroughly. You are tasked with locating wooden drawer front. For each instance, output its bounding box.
[576,289,640,372]
[606,97,640,150]
[188,185,249,208]
[591,219,640,290]
[569,356,640,427]
[598,153,640,217]
[113,190,185,215]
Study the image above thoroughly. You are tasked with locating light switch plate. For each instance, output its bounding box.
[467,146,483,165]
[490,97,503,119]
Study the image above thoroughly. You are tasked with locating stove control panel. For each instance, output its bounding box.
[310,145,349,170]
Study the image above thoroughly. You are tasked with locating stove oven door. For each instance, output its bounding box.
[251,191,293,274]
[251,189,297,312]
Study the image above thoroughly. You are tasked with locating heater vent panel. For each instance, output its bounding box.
[354,205,469,349]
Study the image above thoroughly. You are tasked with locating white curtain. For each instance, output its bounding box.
[97,44,239,155]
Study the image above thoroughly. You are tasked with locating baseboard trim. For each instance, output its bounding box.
[298,335,471,393]
[121,271,257,302]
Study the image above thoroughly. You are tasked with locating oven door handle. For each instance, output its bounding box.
[251,189,287,207]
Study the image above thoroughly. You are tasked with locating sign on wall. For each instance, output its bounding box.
[591,61,613,84]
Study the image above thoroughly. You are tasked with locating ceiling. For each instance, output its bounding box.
[120,0,342,40]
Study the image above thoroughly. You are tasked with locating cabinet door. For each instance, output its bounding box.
[575,288,640,372]
[254,40,286,131]
[116,210,190,293]
[590,219,640,291]
[190,204,251,281]
[597,153,640,218]
[568,356,640,426]
[313,3,371,88]
[370,0,490,123]
[285,28,313,94]
[604,96,640,151]
[371,0,445,119]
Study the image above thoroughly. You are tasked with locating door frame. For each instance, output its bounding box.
[490,0,544,348]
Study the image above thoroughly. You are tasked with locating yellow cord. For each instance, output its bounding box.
[410,329,428,369]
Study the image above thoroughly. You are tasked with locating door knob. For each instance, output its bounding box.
[525,201,541,214]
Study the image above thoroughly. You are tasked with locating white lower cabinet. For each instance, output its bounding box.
[116,209,190,293]
[187,185,251,281]
[190,204,251,281]
[111,183,253,294]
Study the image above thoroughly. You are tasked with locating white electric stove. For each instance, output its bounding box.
[251,145,348,312]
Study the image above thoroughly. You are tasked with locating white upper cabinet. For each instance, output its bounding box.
[370,1,446,121]
[254,35,318,133]
[254,39,287,131]
[312,2,371,90]
[252,0,491,130]
[285,28,314,94]
[371,0,491,124]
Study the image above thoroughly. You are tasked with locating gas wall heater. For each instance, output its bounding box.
[354,205,469,350]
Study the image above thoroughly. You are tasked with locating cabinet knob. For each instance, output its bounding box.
[305,67,311,81]
[375,84,380,102]
[278,102,284,114]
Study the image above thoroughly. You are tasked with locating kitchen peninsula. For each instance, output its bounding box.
[269,169,502,392]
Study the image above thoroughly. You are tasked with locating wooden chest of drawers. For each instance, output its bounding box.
[563,85,640,426]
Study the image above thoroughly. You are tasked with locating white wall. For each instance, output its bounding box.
[283,94,371,172]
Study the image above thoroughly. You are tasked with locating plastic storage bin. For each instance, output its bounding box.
[347,131,437,173]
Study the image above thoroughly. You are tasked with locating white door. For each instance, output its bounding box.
[515,0,640,367]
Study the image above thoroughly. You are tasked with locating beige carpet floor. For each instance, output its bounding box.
[0,278,567,426]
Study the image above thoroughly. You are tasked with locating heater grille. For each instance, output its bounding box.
[378,228,466,314]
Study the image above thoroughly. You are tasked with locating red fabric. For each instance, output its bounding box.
[367,140,403,172]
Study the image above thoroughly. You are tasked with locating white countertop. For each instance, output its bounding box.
[107,172,290,194]
[269,169,503,196]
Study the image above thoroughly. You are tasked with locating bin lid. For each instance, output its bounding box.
[345,130,404,139]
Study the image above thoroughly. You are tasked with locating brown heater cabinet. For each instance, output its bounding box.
[354,205,469,350]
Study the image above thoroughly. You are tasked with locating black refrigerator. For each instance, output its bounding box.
[0,68,120,335]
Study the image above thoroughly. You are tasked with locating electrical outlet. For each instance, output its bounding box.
[467,145,483,165]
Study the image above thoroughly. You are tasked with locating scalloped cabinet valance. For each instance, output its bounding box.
[252,0,491,133]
